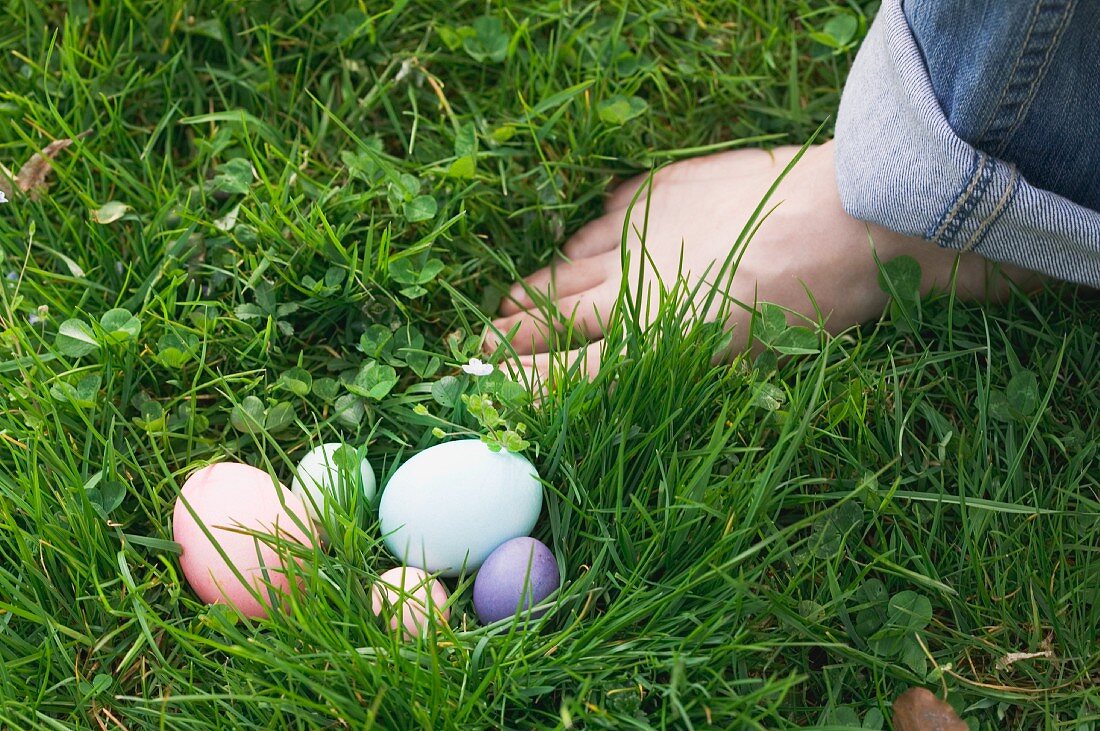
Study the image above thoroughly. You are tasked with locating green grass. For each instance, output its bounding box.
[1,1,1097,728]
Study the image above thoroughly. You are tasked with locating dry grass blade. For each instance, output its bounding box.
[14,129,93,199]
[995,649,1055,672]
[892,688,967,731]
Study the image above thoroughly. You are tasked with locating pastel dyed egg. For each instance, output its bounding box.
[370,566,450,638]
[473,537,559,624]
[290,443,376,535]
[173,462,316,618]
[378,439,542,576]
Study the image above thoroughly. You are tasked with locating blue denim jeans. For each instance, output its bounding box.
[835,0,1100,287]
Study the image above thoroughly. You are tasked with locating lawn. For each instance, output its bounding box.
[1,1,1098,728]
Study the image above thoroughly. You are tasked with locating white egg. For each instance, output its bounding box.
[378,439,542,576]
[290,443,376,533]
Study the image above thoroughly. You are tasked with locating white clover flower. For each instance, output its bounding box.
[461,357,494,377]
[0,190,8,204]
[394,58,415,83]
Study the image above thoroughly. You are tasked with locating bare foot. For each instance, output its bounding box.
[488,141,1039,382]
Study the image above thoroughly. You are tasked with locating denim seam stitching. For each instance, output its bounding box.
[980,0,1076,158]
[932,151,990,246]
[979,1,1043,142]
[997,1,1075,153]
[962,165,1020,253]
[977,0,1044,147]
[945,157,995,247]
[930,151,982,240]
[964,170,1022,255]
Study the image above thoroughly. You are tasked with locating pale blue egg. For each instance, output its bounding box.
[378,439,542,576]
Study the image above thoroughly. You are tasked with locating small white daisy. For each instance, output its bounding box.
[461,357,494,377]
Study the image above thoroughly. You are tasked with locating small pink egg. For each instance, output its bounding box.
[173,462,316,618]
[370,567,450,638]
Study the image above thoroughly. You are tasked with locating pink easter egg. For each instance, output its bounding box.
[370,567,450,638]
[173,462,316,618]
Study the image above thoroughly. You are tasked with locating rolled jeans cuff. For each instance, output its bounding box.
[834,0,1100,288]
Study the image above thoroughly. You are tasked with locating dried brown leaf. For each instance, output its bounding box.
[14,130,93,199]
[893,688,967,731]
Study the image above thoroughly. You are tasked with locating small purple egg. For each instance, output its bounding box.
[473,537,559,624]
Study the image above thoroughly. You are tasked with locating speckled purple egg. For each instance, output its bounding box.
[473,537,559,624]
